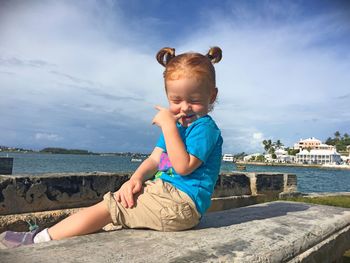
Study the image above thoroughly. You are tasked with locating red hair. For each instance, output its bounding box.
[156,47,222,88]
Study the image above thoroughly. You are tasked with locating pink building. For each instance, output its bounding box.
[293,137,334,151]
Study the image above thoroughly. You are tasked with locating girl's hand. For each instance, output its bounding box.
[152,106,184,128]
[114,178,142,208]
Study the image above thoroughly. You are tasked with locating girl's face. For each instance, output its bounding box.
[166,77,217,127]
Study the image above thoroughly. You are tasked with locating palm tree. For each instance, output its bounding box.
[335,131,341,140]
[275,140,284,149]
[262,139,272,153]
[325,137,333,145]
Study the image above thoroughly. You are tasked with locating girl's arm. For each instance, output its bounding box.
[114,147,163,208]
[153,107,202,176]
[161,123,202,175]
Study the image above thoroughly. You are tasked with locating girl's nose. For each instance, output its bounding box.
[181,102,191,112]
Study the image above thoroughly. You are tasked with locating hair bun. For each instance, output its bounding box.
[156,47,176,67]
[206,46,222,64]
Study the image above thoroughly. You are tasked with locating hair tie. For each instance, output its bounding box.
[156,47,176,67]
[206,47,222,64]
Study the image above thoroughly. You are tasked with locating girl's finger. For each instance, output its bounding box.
[175,112,185,120]
[126,186,134,208]
[154,105,165,111]
[114,192,120,202]
[120,193,128,208]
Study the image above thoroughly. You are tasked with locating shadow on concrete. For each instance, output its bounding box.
[196,201,310,229]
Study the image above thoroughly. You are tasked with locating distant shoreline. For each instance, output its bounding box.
[0,151,149,157]
[236,161,350,170]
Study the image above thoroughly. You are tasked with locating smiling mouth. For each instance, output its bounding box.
[182,114,195,121]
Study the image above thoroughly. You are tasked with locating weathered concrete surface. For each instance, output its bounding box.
[1,201,350,263]
[0,208,79,233]
[0,172,297,216]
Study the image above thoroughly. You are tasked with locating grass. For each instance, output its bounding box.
[277,195,350,261]
[281,195,350,208]
[344,249,350,263]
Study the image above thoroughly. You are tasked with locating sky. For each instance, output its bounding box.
[0,0,349,154]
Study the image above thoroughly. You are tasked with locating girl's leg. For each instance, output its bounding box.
[48,201,112,240]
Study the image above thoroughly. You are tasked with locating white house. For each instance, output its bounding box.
[296,149,341,165]
[274,148,292,163]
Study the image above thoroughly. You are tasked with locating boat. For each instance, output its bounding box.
[131,158,142,162]
[222,154,234,162]
[235,163,246,171]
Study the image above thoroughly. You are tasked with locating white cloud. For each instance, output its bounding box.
[253,132,263,140]
[178,4,350,152]
[0,1,349,153]
[35,133,62,141]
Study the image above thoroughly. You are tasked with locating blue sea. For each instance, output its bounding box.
[1,152,350,193]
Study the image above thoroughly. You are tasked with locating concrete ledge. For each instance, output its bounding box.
[0,196,259,232]
[1,201,350,263]
[0,208,79,233]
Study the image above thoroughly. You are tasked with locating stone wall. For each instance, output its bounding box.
[0,172,297,216]
[0,172,130,215]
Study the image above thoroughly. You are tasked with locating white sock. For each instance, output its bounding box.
[33,228,52,243]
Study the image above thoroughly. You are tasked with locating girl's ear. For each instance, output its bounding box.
[210,88,218,104]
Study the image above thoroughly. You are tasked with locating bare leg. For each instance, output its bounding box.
[48,201,112,240]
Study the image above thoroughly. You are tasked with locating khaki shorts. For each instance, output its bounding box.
[103,179,201,232]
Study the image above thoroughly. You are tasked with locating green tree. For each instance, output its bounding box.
[234,152,246,161]
[274,139,284,150]
[325,137,334,145]
[325,131,350,152]
[262,139,272,153]
[287,148,299,156]
[256,155,265,162]
[335,131,341,140]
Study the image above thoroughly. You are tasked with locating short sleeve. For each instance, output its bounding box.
[156,133,166,151]
[186,123,221,162]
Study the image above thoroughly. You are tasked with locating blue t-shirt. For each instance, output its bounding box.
[155,115,223,215]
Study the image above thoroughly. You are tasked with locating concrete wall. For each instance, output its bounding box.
[0,158,13,175]
[0,172,297,216]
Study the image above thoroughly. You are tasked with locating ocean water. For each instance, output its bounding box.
[1,152,350,193]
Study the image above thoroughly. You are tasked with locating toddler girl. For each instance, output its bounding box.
[1,46,223,247]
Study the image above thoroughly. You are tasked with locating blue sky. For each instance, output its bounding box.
[0,0,349,154]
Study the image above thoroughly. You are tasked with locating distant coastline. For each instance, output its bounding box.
[0,147,149,158]
[237,161,350,170]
